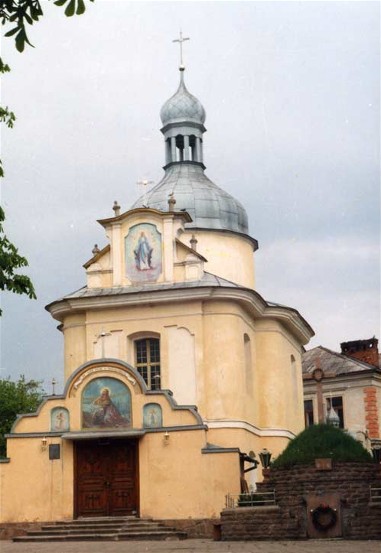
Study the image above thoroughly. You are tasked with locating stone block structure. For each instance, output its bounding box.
[221,462,381,540]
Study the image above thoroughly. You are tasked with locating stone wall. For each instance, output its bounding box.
[0,518,217,540]
[160,518,218,538]
[221,462,381,540]
[0,522,44,541]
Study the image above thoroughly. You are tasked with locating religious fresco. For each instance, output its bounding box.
[143,403,163,428]
[50,407,70,432]
[82,377,132,429]
[125,223,162,282]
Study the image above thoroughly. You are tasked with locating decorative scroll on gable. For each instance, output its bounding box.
[174,238,207,282]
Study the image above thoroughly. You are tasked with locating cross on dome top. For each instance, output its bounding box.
[172,30,190,70]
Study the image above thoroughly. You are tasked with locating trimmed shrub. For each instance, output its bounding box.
[272,424,373,468]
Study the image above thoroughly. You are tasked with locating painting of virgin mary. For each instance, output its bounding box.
[125,223,162,282]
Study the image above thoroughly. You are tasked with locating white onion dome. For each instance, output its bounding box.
[160,70,206,127]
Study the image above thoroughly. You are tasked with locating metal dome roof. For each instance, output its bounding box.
[160,70,206,127]
[132,163,249,234]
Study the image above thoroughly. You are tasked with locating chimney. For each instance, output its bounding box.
[340,337,379,368]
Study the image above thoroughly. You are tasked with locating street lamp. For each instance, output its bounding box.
[259,448,272,469]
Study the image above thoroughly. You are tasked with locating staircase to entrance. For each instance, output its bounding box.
[13,516,188,542]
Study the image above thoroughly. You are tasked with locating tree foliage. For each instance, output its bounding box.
[0,375,44,457]
[0,206,37,314]
[1,0,94,53]
[0,0,93,312]
[272,424,373,469]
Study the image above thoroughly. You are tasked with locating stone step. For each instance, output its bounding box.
[42,523,121,529]
[13,516,187,542]
[36,524,165,535]
[61,517,143,525]
[40,522,163,532]
[29,528,122,536]
[14,530,187,542]
[13,534,120,542]
[118,531,187,541]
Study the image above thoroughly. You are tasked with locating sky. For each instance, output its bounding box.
[0,1,379,392]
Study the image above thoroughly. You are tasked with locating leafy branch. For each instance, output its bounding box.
[1,0,94,52]
[0,206,37,314]
[0,0,94,313]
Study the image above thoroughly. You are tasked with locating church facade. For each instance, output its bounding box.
[0,64,313,524]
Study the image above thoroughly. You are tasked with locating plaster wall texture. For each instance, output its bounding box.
[181,229,255,289]
[0,438,74,523]
[60,296,305,435]
[60,206,310,424]
[255,320,304,433]
[0,365,209,523]
[2,199,311,524]
[138,431,240,520]
[86,210,255,291]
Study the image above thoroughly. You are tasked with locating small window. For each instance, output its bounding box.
[326,396,344,428]
[135,338,161,390]
[304,399,314,427]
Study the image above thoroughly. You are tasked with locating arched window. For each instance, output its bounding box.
[135,338,161,390]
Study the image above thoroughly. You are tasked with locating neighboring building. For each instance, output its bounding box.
[0,62,314,525]
[302,338,381,448]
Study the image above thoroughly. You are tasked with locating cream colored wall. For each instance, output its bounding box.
[139,431,240,519]
[0,438,73,523]
[0,362,243,523]
[0,431,240,522]
[255,319,305,435]
[181,229,255,288]
[205,426,291,478]
[63,313,87,381]
[167,326,197,405]
[86,210,255,291]
[202,302,251,421]
[61,298,305,436]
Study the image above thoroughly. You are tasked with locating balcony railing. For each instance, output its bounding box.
[225,491,276,509]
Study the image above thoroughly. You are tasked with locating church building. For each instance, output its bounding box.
[0,56,314,525]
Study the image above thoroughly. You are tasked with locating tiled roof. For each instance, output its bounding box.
[53,271,240,301]
[302,346,378,377]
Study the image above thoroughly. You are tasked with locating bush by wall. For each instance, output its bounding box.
[272,424,372,468]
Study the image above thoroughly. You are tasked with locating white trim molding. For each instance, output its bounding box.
[205,419,296,440]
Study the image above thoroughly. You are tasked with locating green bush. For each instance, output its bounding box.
[272,424,373,469]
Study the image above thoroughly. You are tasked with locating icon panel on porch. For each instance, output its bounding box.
[143,403,163,428]
[50,407,70,432]
[81,377,132,429]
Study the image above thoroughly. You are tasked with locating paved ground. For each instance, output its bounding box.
[1,540,380,553]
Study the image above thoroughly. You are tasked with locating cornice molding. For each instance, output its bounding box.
[205,419,296,440]
[47,286,314,344]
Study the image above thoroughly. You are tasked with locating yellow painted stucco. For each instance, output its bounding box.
[0,206,313,524]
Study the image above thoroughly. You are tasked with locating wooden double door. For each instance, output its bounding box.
[75,439,138,517]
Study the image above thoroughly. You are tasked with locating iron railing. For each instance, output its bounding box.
[225,490,276,509]
[370,486,381,503]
